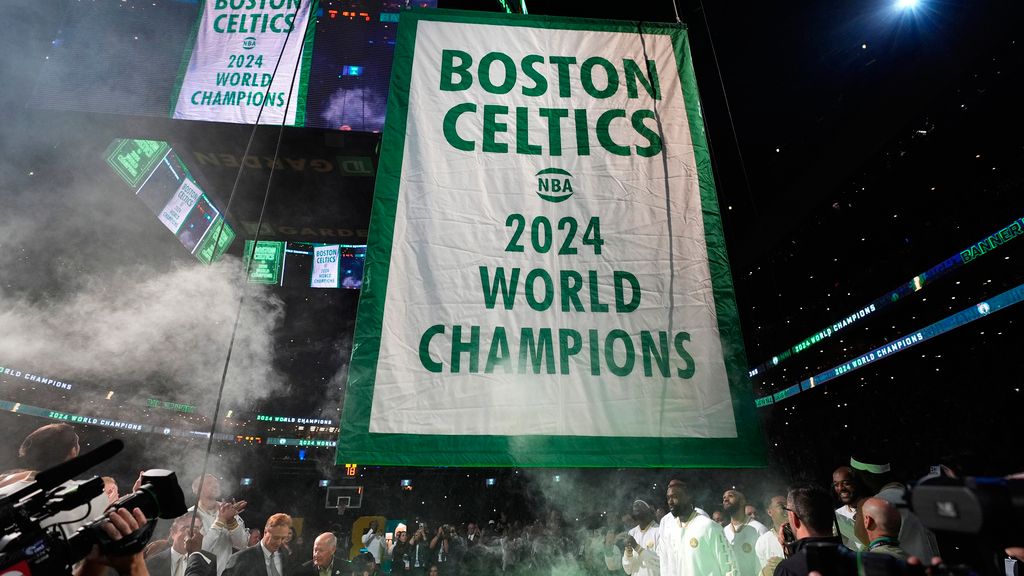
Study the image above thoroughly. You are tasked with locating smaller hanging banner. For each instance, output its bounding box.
[169,0,317,126]
[312,244,341,288]
[158,179,203,234]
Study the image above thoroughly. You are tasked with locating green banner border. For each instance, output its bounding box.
[293,0,319,127]
[337,9,765,468]
[168,0,206,117]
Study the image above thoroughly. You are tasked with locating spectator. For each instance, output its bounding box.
[850,454,941,561]
[147,515,217,576]
[222,513,293,576]
[855,498,908,559]
[408,522,433,574]
[187,474,248,576]
[103,476,120,505]
[362,520,385,567]
[389,523,413,572]
[301,532,348,576]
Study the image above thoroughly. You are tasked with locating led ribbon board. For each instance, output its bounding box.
[754,281,1024,407]
[748,214,1024,379]
[337,10,764,467]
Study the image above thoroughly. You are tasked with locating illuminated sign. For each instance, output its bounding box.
[256,414,335,426]
[195,217,236,264]
[1,402,150,432]
[267,437,338,447]
[960,217,1024,263]
[0,366,74,390]
[147,398,196,414]
[749,213,1024,379]
[105,138,236,264]
[104,139,171,188]
[243,240,286,285]
[755,281,1024,408]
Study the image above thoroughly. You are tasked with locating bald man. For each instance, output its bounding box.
[855,498,907,559]
[300,532,347,576]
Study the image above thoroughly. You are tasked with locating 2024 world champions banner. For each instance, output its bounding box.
[170,0,316,125]
[338,10,765,467]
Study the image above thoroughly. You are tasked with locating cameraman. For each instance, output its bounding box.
[0,424,110,539]
[74,506,152,576]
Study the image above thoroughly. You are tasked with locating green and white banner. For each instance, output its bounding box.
[170,0,316,125]
[159,178,202,233]
[338,10,765,467]
[312,244,341,288]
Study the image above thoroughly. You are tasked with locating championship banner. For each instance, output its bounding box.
[338,10,765,467]
[170,0,317,125]
[312,244,341,288]
[159,179,203,234]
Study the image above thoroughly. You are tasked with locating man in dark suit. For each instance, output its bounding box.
[222,513,293,576]
[297,532,349,576]
[147,515,217,576]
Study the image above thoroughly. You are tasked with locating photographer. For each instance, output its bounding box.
[774,486,919,576]
[408,523,432,574]
[429,524,463,572]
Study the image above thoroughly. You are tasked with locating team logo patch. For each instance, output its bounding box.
[743,542,753,553]
[690,538,699,548]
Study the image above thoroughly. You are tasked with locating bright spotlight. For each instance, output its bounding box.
[896,0,919,9]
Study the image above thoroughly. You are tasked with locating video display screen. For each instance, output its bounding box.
[105,138,234,263]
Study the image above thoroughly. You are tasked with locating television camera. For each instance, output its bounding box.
[0,439,187,575]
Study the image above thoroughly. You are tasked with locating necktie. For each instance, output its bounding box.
[173,554,185,576]
[268,551,282,576]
